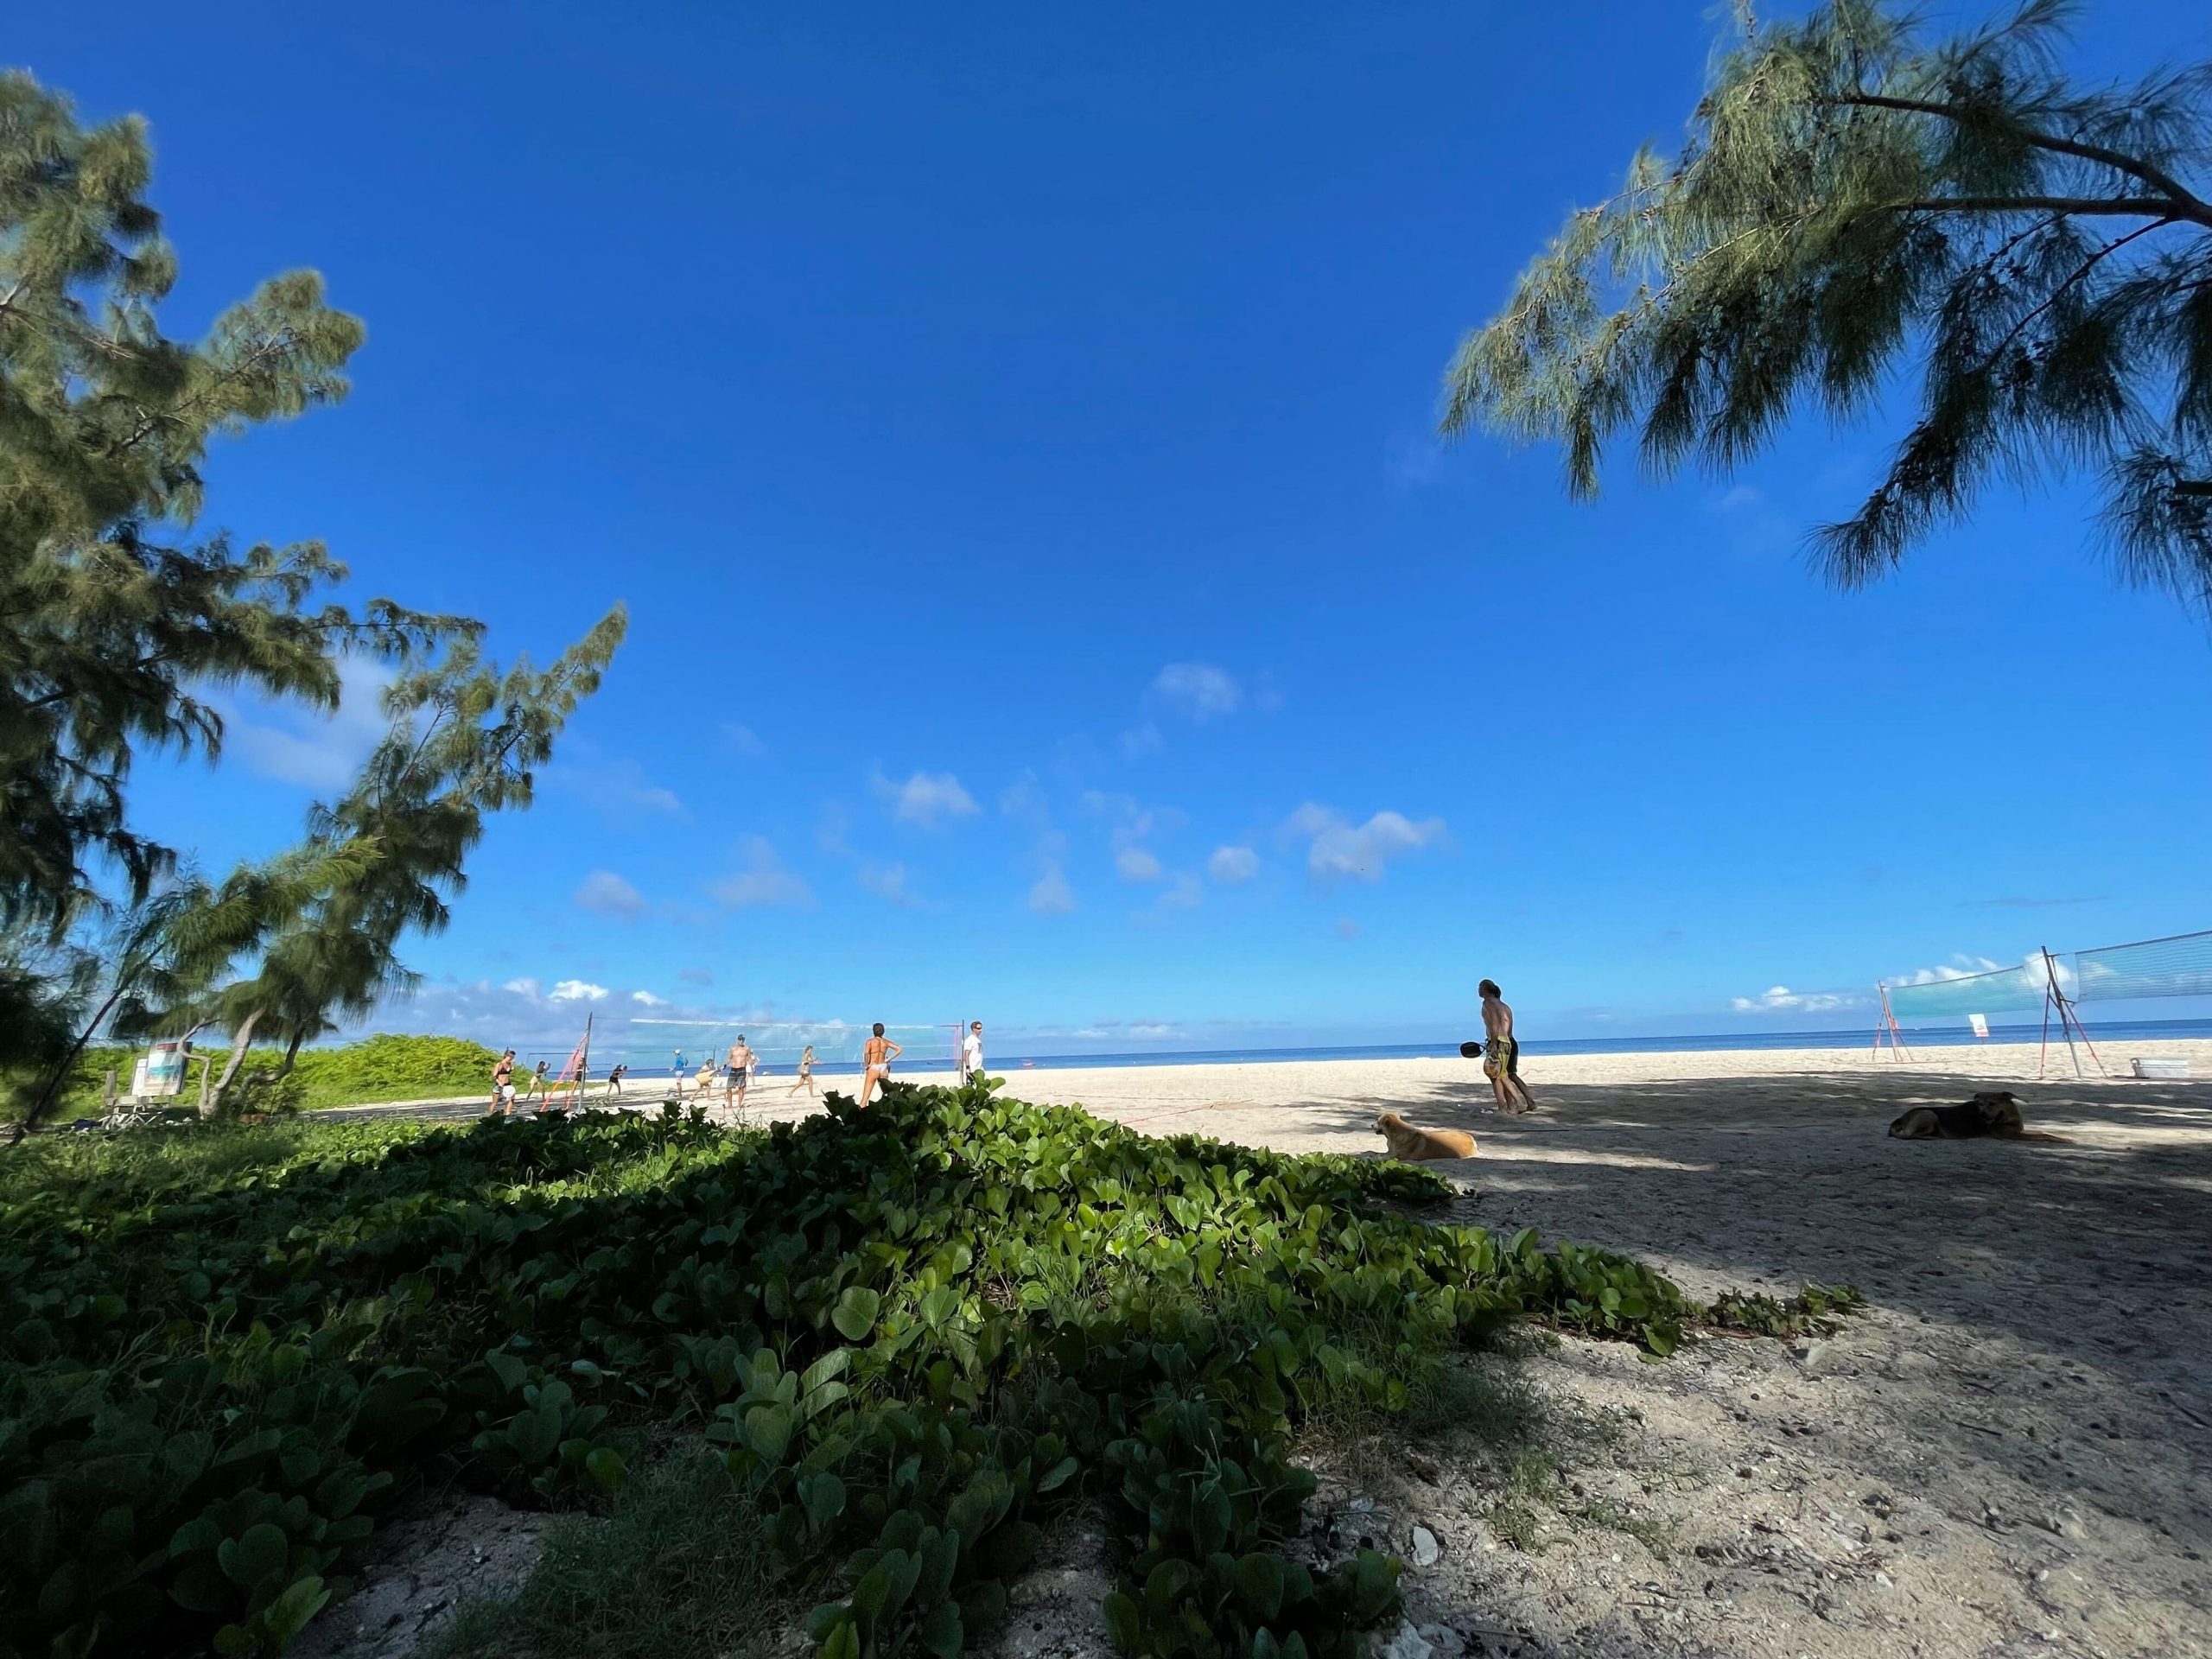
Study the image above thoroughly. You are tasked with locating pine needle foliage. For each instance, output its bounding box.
[0,71,465,937]
[1441,0,2212,612]
[171,607,628,1104]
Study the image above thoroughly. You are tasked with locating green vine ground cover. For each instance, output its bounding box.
[3,1081,1791,1659]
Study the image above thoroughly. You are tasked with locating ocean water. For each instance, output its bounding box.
[613,1018,2212,1080]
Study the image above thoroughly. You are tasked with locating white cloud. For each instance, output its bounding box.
[1116,846,1162,882]
[859,861,919,906]
[1730,984,1857,1014]
[723,722,767,759]
[998,773,1052,830]
[1888,951,2075,994]
[550,979,609,1003]
[1080,791,1180,844]
[544,753,685,822]
[574,870,647,919]
[1150,663,1243,721]
[1283,804,1446,881]
[709,836,815,909]
[1385,433,1446,489]
[1207,845,1259,883]
[1159,873,1202,910]
[1028,864,1076,915]
[1334,917,1361,940]
[1119,723,1164,760]
[222,654,396,792]
[875,768,978,830]
[1890,955,2004,986]
[351,977,827,1061]
[678,967,715,987]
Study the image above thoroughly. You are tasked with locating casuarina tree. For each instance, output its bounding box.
[1440,1,2212,613]
[173,608,629,1109]
[0,70,461,944]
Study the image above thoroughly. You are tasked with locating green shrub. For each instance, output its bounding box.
[0,1084,1701,1659]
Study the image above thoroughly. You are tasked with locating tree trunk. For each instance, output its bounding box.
[9,985,130,1145]
[206,1009,264,1116]
[236,1027,307,1113]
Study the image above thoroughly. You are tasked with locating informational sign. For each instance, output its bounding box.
[1967,1014,1990,1040]
[135,1041,188,1098]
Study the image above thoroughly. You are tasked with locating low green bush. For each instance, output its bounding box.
[0,1082,1702,1659]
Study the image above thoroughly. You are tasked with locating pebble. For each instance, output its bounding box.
[1410,1526,1440,1567]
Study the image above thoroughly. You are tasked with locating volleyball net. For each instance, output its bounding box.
[1877,925,2212,1075]
[524,1019,963,1077]
[1884,960,2049,1020]
[2074,930,2212,1004]
[1883,925,2212,1026]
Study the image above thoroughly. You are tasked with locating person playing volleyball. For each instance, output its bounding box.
[859,1023,899,1108]
[787,1044,818,1101]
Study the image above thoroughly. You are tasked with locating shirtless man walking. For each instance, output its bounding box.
[1479,979,1536,1116]
[724,1036,753,1113]
[859,1022,900,1108]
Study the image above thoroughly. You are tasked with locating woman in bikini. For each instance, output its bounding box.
[787,1045,817,1101]
[859,1023,900,1108]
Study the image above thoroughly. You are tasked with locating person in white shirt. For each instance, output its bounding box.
[960,1021,984,1084]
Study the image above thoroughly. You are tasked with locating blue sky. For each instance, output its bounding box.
[20,1,2212,1059]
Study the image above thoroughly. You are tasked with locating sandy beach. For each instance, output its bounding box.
[334,1041,2212,1658]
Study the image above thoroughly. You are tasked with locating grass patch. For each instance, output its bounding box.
[10,1032,506,1122]
[429,1453,770,1659]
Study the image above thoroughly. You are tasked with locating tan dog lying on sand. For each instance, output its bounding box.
[1374,1111,1477,1160]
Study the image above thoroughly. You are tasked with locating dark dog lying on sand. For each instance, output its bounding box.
[1888,1091,2030,1139]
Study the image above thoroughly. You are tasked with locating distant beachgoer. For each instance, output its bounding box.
[491,1048,517,1116]
[787,1045,817,1101]
[606,1063,627,1098]
[859,1023,900,1108]
[960,1021,984,1084]
[695,1058,715,1096]
[672,1049,687,1096]
[524,1058,551,1105]
[725,1037,753,1110]
[1479,979,1536,1116]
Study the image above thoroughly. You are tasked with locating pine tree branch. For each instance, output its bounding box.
[1888,196,2204,223]
[100,331,307,456]
[1978,219,2178,364]
[1829,91,2212,226]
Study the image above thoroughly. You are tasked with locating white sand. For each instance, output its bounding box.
[344,1041,2212,1656]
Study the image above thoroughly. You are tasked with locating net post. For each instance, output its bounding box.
[2039,949,2082,1080]
[1874,985,1911,1063]
[2044,948,2107,1078]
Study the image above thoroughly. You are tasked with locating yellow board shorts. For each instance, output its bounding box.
[1483,1035,1519,1079]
